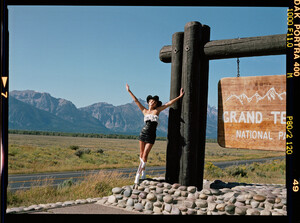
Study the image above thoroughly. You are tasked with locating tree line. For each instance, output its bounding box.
[8,129,217,142]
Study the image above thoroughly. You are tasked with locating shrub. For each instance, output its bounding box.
[227,166,248,177]
[94,181,111,194]
[96,148,104,154]
[74,148,91,158]
[69,145,79,150]
[58,178,75,189]
[83,148,91,154]
[205,162,224,178]
[75,150,84,158]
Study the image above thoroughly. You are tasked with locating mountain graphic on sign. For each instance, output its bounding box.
[225,87,286,105]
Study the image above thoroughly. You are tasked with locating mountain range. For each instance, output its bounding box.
[9,90,218,138]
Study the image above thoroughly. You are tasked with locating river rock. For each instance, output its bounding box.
[199,193,208,200]
[112,187,124,194]
[247,208,260,215]
[260,209,272,215]
[181,191,188,197]
[139,192,148,199]
[225,204,235,214]
[164,183,172,189]
[178,205,187,212]
[174,190,181,197]
[211,189,221,195]
[144,202,153,211]
[153,202,162,208]
[202,189,212,195]
[187,208,197,215]
[126,198,134,206]
[146,193,157,202]
[156,187,164,194]
[196,200,208,208]
[179,186,187,191]
[216,203,226,211]
[253,195,266,202]
[163,195,173,204]
[172,183,181,189]
[235,206,247,215]
[132,189,141,195]
[157,194,164,202]
[107,195,117,204]
[123,189,132,197]
[184,200,196,208]
[153,206,162,214]
[187,186,196,193]
[208,203,217,211]
[251,201,260,208]
[134,203,144,212]
[164,203,172,213]
[171,206,181,215]
[207,196,216,203]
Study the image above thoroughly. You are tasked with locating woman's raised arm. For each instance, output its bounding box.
[157,88,184,113]
[126,84,146,112]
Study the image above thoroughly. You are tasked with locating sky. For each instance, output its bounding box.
[8,6,287,108]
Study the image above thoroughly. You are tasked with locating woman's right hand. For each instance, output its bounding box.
[126,83,130,92]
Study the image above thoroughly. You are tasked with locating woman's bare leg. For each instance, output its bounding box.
[141,143,154,163]
[140,143,153,180]
[139,141,146,159]
[135,141,147,184]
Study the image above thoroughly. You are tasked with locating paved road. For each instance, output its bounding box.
[8,156,284,192]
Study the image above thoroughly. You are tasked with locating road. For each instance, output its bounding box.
[7,156,284,192]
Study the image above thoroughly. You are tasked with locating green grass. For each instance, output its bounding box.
[7,160,285,208]
[204,159,285,185]
[7,171,133,208]
[8,134,285,174]
[6,134,286,208]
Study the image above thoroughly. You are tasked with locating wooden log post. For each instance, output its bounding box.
[165,32,184,184]
[179,21,210,190]
[196,24,210,189]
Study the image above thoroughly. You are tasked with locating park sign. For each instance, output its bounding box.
[218,75,286,151]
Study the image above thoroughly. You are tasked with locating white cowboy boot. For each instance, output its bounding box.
[134,158,145,184]
[141,169,146,179]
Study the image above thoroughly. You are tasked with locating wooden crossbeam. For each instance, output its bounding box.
[159,34,286,62]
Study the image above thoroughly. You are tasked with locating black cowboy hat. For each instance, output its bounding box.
[146,95,162,107]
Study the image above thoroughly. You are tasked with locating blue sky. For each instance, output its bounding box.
[8,6,287,108]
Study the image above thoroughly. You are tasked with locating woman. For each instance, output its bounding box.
[126,83,184,184]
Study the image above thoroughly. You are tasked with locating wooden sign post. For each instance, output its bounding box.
[218,75,286,151]
[160,20,286,189]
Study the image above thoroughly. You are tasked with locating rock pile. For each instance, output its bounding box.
[6,198,101,214]
[96,178,287,215]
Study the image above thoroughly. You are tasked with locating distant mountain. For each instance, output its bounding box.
[79,100,169,136]
[9,90,218,138]
[9,96,79,132]
[10,90,109,134]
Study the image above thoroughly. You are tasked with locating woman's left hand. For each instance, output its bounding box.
[180,88,184,97]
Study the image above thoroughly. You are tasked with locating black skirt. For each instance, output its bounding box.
[139,121,158,144]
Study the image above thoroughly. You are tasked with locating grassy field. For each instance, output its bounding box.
[8,134,285,174]
[7,159,285,208]
[204,159,285,185]
[7,134,286,208]
[7,171,133,208]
